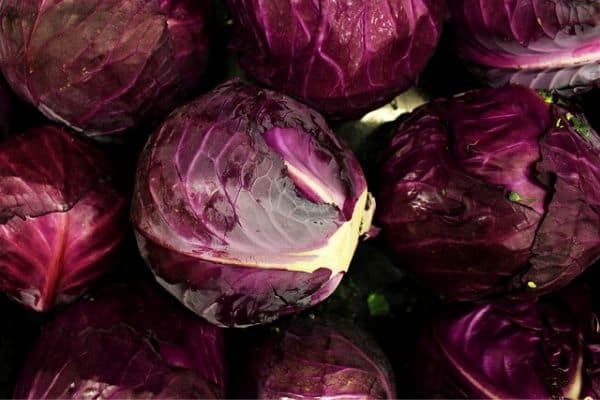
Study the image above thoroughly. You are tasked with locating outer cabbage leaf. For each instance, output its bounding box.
[132,79,374,327]
[14,281,225,399]
[237,317,396,399]
[227,0,446,119]
[450,0,600,93]
[0,0,211,136]
[415,287,600,399]
[0,126,127,311]
[377,86,600,300]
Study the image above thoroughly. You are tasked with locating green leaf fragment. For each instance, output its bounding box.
[367,293,390,317]
[571,116,592,140]
[508,192,521,202]
[560,112,592,140]
[538,90,553,104]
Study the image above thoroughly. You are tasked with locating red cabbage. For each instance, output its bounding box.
[377,85,600,300]
[14,281,225,399]
[132,79,375,327]
[228,0,446,119]
[0,0,211,136]
[0,126,127,311]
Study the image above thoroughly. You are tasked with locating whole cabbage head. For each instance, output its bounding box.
[132,79,375,327]
[377,85,600,301]
[237,317,396,399]
[14,281,225,399]
[415,287,600,399]
[0,0,211,136]
[0,126,127,311]
[450,0,600,93]
[227,0,446,119]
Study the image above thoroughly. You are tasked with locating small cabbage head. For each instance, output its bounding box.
[238,317,396,399]
[0,0,211,136]
[227,0,446,119]
[377,85,600,301]
[0,126,127,311]
[14,281,225,399]
[132,79,375,327]
[450,0,600,93]
[415,288,600,399]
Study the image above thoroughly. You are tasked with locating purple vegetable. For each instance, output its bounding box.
[14,281,225,399]
[239,318,396,399]
[227,0,446,119]
[377,85,600,301]
[0,126,126,311]
[450,0,600,93]
[132,79,375,327]
[0,0,211,136]
[415,288,600,399]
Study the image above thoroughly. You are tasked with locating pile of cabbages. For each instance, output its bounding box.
[1,1,600,399]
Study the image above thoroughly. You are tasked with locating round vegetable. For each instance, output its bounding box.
[228,0,446,119]
[132,79,374,327]
[14,282,225,399]
[377,85,600,301]
[415,288,600,399]
[238,317,396,399]
[0,0,211,136]
[0,126,127,311]
[450,0,600,93]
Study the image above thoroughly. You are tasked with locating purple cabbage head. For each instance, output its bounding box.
[132,79,374,327]
[415,288,600,399]
[450,0,600,93]
[0,0,211,136]
[227,0,446,119]
[14,281,225,399]
[0,126,127,311]
[377,85,600,301]
[238,318,396,399]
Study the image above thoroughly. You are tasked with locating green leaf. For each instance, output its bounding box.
[508,192,521,202]
[572,115,592,140]
[367,293,391,317]
[538,90,554,104]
